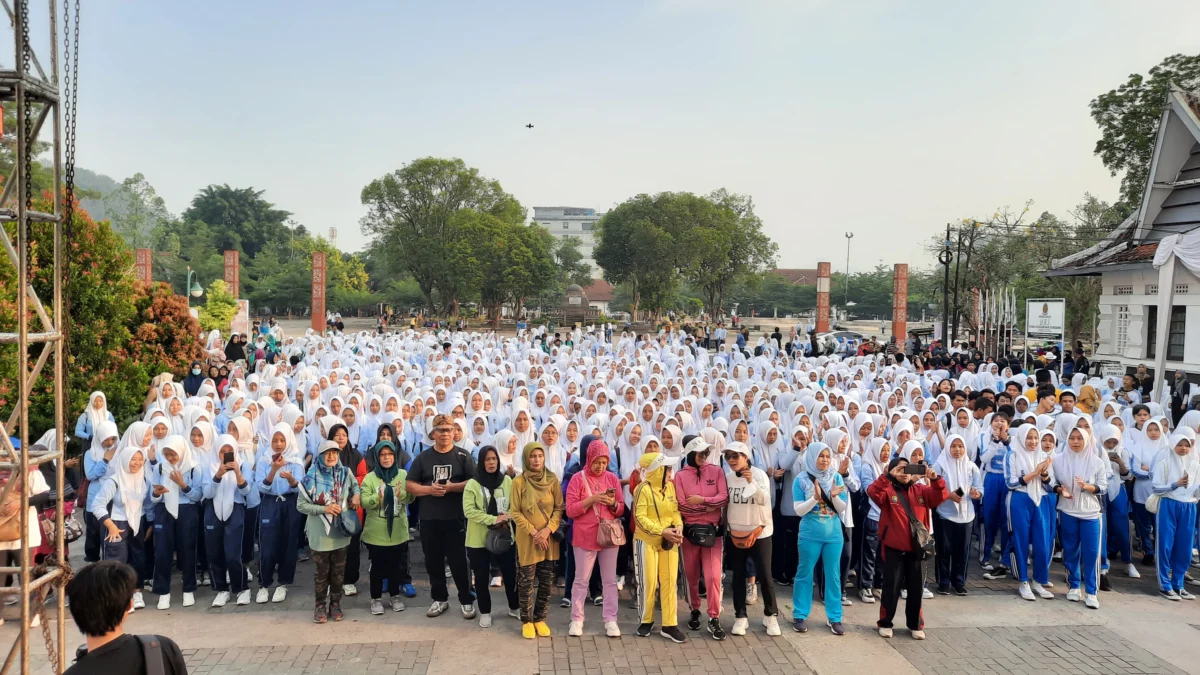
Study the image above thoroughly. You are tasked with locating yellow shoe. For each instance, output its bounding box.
[522,623,536,639]
[535,621,551,637]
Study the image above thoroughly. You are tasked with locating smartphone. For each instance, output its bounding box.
[955,487,964,497]
[223,451,235,465]
[735,469,745,478]
[605,488,616,495]
[437,478,449,485]
[903,463,927,475]
[272,453,282,463]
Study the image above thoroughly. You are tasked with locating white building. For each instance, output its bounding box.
[532,206,601,275]
[1048,86,1200,389]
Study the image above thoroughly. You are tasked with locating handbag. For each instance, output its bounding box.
[1145,493,1161,514]
[0,478,24,542]
[41,505,83,545]
[579,474,625,548]
[684,524,718,548]
[894,485,936,560]
[482,486,514,555]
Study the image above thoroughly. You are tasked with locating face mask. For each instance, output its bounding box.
[192,367,201,375]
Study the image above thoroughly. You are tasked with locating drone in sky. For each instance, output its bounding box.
[525,123,534,129]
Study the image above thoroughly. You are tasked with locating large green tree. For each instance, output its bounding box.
[104,173,171,249]
[182,184,294,258]
[1090,52,1200,209]
[360,157,524,313]
[685,189,778,317]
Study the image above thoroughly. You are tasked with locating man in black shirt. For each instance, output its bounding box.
[64,561,187,675]
[406,414,477,620]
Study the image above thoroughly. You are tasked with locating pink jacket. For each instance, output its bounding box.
[673,462,728,527]
[565,469,624,551]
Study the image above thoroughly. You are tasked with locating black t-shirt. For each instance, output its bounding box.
[408,446,476,521]
[64,634,187,675]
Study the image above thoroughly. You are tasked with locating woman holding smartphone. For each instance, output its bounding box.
[564,439,625,637]
[791,442,848,636]
[931,434,982,595]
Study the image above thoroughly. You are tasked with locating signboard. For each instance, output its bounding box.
[223,250,240,297]
[311,252,326,332]
[134,248,152,285]
[1098,361,1126,380]
[1024,298,1065,339]
[231,299,250,337]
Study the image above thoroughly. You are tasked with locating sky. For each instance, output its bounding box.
[67,0,1200,272]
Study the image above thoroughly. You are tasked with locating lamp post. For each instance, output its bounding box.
[938,225,953,347]
[186,266,203,307]
[843,232,854,308]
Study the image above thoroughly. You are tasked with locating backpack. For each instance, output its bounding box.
[75,635,165,674]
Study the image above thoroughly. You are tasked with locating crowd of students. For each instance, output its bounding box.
[60,323,1200,644]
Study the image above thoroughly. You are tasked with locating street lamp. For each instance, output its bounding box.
[186,266,203,307]
[843,232,854,307]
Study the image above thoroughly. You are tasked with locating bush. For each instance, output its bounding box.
[197,279,237,332]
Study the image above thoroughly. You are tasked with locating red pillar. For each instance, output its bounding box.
[816,262,831,333]
[134,248,152,285]
[891,263,908,344]
[312,251,326,332]
[223,250,240,298]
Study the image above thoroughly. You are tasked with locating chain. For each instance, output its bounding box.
[19,0,32,283]
[61,0,80,374]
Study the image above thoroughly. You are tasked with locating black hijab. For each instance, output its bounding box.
[327,423,363,474]
[371,422,409,470]
[224,334,246,362]
[474,445,504,516]
[182,360,205,396]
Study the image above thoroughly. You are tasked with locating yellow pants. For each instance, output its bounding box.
[633,538,679,626]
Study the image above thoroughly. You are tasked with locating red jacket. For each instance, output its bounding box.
[866,474,948,556]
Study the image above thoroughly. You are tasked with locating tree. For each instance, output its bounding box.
[554,237,594,288]
[104,173,171,249]
[360,157,524,313]
[197,279,238,332]
[1090,52,1200,209]
[685,189,778,317]
[182,184,293,258]
[594,194,682,320]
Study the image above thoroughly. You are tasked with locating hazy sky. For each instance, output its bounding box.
[75,1,1200,272]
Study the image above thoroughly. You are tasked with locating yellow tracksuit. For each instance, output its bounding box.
[633,465,683,627]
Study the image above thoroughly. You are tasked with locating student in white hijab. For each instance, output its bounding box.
[1097,424,1139,581]
[1129,418,1167,564]
[90,445,150,608]
[1150,433,1200,600]
[1004,424,1055,602]
[1051,428,1106,609]
[931,434,983,595]
[202,433,259,608]
[83,419,121,563]
[74,391,114,450]
[149,434,203,610]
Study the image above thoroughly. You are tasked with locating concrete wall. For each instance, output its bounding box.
[1096,260,1200,370]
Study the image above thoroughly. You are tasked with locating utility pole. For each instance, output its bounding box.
[938,224,953,347]
[843,232,854,307]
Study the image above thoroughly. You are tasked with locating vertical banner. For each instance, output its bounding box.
[312,251,326,332]
[223,249,240,298]
[891,263,908,344]
[134,248,152,285]
[816,261,831,333]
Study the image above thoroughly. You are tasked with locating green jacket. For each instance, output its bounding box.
[360,470,414,547]
[463,476,513,549]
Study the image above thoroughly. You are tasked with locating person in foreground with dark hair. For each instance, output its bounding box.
[64,560,187,675]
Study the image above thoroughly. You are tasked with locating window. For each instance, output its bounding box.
[1175,284,1190,295]
[1113,285,1133,295]
[1146,284,1158,295]
[582,222,595,231]
[562,223,570,229]
[1147,305,1186,361]
[1115,305,1129,354]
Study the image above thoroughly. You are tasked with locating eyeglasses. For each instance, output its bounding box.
[433,427,454,434]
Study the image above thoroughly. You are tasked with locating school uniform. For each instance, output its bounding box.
[201,459,259,594]
[856,458,884,592]
[255,454,307,588]
[150,460,204,596]
[1053,451,1107,596]
[90,469,149,579]
[1151,448,1200,594]
[932,451,983,591]
[1004,446,1055,585]
[979,436,1012,568]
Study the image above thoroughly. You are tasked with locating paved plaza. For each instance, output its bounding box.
[5,544,1199,674]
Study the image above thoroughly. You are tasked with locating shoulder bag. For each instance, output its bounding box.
[893,485,936,560]
[532,482,566,543]
[580,474,625,548]
[483,486,514,555]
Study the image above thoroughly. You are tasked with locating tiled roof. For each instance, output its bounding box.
[583,279,614,301]
[1106,242,1159,264]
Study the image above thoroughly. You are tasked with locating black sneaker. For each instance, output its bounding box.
[687,610,702,631]
[953,586,968,596]
[636,622,654,637]
[936,584,951,595]
[1099,574,1112,592]
[660,626,688,643]
[982,566,1010,581]
[792,618,808,633]
[708,617,726,641]
[698,585,707,598]
[1142,554,1155,566]
[828,621,846,636]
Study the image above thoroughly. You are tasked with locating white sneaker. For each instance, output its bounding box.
[272,586,287,603]
[256,588,270,604]
[1066,588,1082,602]
[132,592,145,610]
[841,596,852,606]
[879,626,893,638]
[371,599,384,615]
[859,589,875,603]
[1127,563,1141,579]
[921,588,934,600]
[1030,582,1053,599]
[507,608,520,619]
[616,575,625,591]
[157,595,171,610]
[480,613,492,628]
[182,592,195,607]
[1163,589,1182,601]
[731,617,748,636]
[568,620,583,636]
[605,621,621,637]
[236,590,251,605]
[746,583,758,606]
[1018,582,1035,601]
[211,591,229,608]
[490,576,502,588]
[343,584,357,597]
[461,602,476,619]
[427,601,449,617]
[1180,589,1197,601]
[391,597,405,612]
[763,615,781,637]
[1084,594,1100,609]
